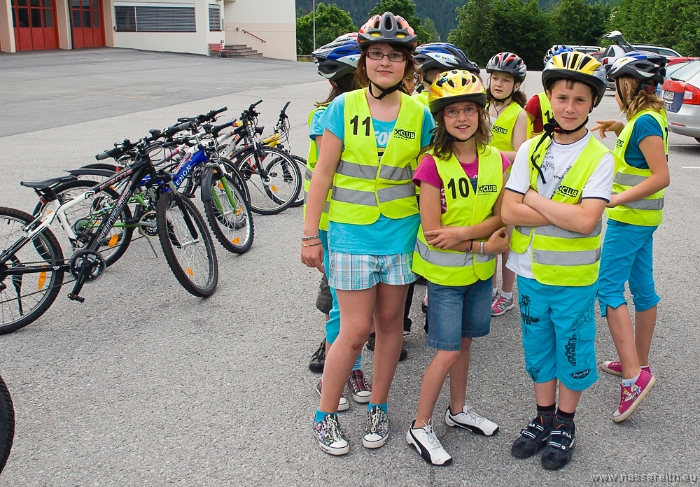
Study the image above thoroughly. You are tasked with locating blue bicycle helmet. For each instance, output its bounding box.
[312,34,361,81]
[414,43,480,75]
[544,44,573,64]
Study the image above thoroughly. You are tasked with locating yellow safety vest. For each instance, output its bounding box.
[303,106,331,231]
[328,89,423,225]
[530,92,552,138]
[510,135,610,286]
[413,90,430,108]
[489,101,523,152]
[412,147,502,286]
[606,109,668,226]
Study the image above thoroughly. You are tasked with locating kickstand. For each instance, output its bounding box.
[145,237,159,258]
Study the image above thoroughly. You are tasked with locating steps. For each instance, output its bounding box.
[219,44,262,58]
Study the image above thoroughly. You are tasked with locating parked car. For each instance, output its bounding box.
[656,61,691,96]
[568,45,603,55]
[661,60,700,143]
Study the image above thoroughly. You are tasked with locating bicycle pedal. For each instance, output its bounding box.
[67,293,85,303]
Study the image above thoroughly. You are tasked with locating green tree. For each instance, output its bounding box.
[551,0,589,44]
[296,3,357,55]
[368,0,431,45]
[492,0,555,70]
[448,0,499,66]
[423,17,440,42]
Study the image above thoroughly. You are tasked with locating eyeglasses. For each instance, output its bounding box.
[366,51,406,62]
[443,106,479,118]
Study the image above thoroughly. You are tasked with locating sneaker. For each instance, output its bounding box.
[365,333,376,351]
[511,416,552,459]
[400,342,408,362]
[308,339,326,373]
[601,361,652,377]
[491,293,514,316]
[363,406,389,449]
[541,422,576,470]
[313,413,349,456]
[406,420,453,466]
[347,370,372,403]
[612,369,656,423]
[445,403,499,436]
[315,378,349,412]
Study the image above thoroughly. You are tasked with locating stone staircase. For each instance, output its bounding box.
[220,44,262,58]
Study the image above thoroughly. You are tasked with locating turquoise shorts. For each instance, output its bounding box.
[598,220,660,317]
[517,276,599,391]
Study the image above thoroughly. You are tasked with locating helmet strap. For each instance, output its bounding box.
[447,132,476,143]
[368,81,403,100]
[530,117,589,185]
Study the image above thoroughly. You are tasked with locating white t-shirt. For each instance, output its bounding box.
[505,131,615,278]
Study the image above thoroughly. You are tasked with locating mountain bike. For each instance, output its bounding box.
[0,123,218,335]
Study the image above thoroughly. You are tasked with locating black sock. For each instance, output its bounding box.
[555,408,575,428]
[537,404,556,424]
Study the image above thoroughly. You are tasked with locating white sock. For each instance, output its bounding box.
[492,288,498,299]
[621,373,640,387]
[500,291,513,300]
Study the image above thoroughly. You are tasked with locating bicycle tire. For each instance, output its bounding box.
[203,169,254,254]
[33,180,134,268]
[156,192,218,297]
[0,374,14,474]
[0,207,64,335]
[231,147,301,215]
[288,155,307,208]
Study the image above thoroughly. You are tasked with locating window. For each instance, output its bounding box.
[115,4,196,32]
[208,5,220,32]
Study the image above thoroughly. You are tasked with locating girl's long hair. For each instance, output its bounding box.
[617,76,666,120]
[354,45,417,95]
[315,74,362,108]
[430,106,492,161]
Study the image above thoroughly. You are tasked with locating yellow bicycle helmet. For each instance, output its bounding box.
[429,69,487,116]
[542,51,607,106]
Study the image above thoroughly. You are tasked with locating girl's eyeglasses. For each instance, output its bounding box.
[366,51,406,62]
[443,106,479,118]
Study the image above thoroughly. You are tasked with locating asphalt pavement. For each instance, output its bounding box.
[0,48,698,486]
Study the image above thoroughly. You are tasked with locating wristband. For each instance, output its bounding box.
[302,242,322,247]
[467,240,473,253]
[480,241,484,254]
[302,235,320,241]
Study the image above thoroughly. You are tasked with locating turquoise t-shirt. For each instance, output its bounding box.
[320,92,434,255]
[624,114,664,170]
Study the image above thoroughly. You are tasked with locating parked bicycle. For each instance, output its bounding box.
[0,374,14,475]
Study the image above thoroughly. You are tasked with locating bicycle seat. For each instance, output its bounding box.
[20,175,76,189]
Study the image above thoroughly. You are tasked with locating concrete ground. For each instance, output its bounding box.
[0,48,699,486]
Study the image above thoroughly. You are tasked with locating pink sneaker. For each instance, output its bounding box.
[602,361,651,377]
[612,369,657,422]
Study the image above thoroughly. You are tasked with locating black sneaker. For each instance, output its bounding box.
[308,339,326,373]
[541,422,576,470]
[399,345,408,362]
[511,416,552,459]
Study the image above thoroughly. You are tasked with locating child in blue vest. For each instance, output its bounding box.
[406,70,509,466]
[501,52,615,470]
[593,53,669,422]
[301,12,434,456]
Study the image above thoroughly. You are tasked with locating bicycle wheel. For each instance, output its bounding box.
[288,155,307,208]
[156,192,218,297]
[203,168,254,254]
[0,374,14,474]
[33,180,134,268]
[0,207,65,335]
[235,148,301,215]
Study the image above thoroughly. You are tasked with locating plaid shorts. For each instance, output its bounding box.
[328,251,417,291]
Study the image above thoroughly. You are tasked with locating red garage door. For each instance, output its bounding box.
[71,0,105,48]
[11,0,59,51]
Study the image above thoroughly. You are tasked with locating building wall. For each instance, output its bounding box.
[0,0,15,52]
[223,0,295,61]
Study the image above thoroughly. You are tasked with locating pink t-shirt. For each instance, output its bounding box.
[413,151,511,213]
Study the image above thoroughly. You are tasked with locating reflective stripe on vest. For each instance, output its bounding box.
[329,89,423,224]
[412,147,503,286]
[303,105,331,231]
[606,109,668,226]
[509,134,609,286]
[489,101,522,152]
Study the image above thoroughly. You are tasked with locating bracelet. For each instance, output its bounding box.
[467,240,473,253]
[301,235,320,241]
[302,242,322,247]
[480,241,484,254]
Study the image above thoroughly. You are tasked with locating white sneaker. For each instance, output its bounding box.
[406,419,452,466]
[363,406,389,449]
[445,403,499,436]
[316,378,349,412]
[314,414,349,456]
